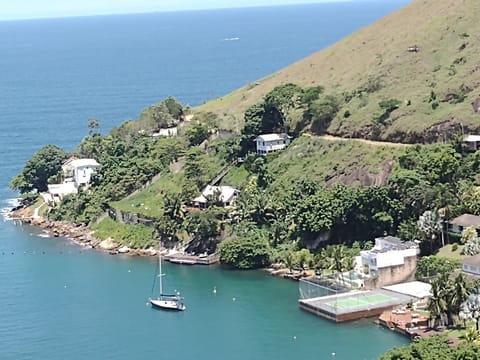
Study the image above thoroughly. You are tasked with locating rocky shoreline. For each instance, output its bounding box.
[8,206,158,257]
[7,206,302,277]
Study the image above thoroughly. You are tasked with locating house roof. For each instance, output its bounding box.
[69,158,100,168]
[254,133,290,142]
[449,214,480,229]
[193,185,238,204]
[382,281,432,299]
[373,236,418,251]
[63,156,79,166]
[47,182,77,196]
[464,135,480,142]
[462,254,480,267]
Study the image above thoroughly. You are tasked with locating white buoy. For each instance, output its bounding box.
[213,286,217,294]
[128,269,131,273]
[64,285,67,288]
[293,336,296,340]
[332,352,336,357]
[232,297,236,301]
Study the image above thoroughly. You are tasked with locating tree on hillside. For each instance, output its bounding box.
[309,95,339,134]
[460,184,480,215]
[185,209,220,253]
[460,289,480,331]
[87,118,100,136]
[379,335,480,360]
[163,191,186,225]
[185,123,209,146]
[263,83,303,132]
[300,85,324,105]
[450,273,470,324]
[219,236,271,269]
[427,275,449,328]
[164,96,184,119]
[240,103,265,154]
[10,145,68,193]
[154,216,179,244]
[318,244,354,283]
[139,101,176,130]
[388,169,430,220]
[461,226,478,245]
[417,210,443,252]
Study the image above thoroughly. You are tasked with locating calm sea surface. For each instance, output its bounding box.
[0,2,410,359]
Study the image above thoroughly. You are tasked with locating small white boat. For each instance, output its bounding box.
[150,295,186,311]
[149,242,186,311]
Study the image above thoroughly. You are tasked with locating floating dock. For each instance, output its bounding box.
[164,253,219,265]
[299,289,413,323]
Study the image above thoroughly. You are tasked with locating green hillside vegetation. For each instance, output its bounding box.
[11,0,480,275]
[12,90,480,271]
[198,0,480,143]
[267,135,404,190]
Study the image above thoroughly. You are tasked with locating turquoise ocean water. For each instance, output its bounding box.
[0,2,410,359]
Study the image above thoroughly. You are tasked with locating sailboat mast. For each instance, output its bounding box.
[159,241,163,296]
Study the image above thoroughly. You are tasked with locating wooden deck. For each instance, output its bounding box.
[378,308,429,338]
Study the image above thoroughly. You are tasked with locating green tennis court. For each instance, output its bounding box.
[326,293,395,310]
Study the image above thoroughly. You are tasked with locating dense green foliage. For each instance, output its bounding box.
[12,81,480,273]
[10,145,68,193]
[380,335,480,360]
[416,256,460,280]
[218,236,271,269]
[91,218,154,248]
[138,96,183,130]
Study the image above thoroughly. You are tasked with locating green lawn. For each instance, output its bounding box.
[90,217,154,248]
[435,244,468,261]
[268,135,405,189]
[221,164,249,188]
[110,171,183,218]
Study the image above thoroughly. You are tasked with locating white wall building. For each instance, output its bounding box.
[360,236,420,278]
[192,185,239,208]
[64,158,100,187]
[463,135,480,152]
[254,133,291,156]
[48,158,100,201]
[152,127,178,138]
[462,254,480,276]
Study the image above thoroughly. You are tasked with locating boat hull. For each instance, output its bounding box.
[150,298,186,311]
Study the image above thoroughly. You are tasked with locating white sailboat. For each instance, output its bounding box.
[149,243,186,311]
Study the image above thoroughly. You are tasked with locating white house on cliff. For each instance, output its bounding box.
[47,158,100,201]
[62,158,100,187]
[254,133,291,156]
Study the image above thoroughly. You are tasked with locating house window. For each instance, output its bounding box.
[262,141,265,146]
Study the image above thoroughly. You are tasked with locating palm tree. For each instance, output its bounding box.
[269,218,289,246]
[319,244,354,285]
[427,278,448,329]
[249,191,276,225]
[450,274,470,325]
[163,191,186,225]
[154,216,179,244]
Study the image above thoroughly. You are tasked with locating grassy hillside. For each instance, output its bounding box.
[268,135,406,190]
[198,0,480,142]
